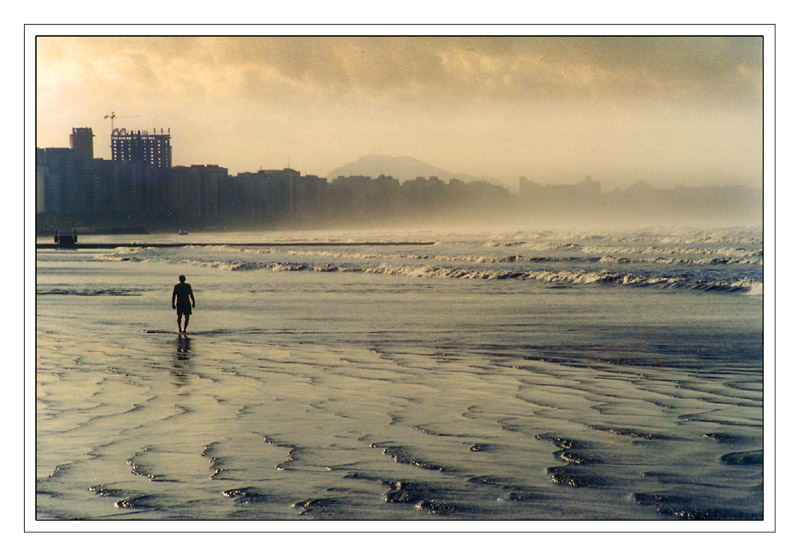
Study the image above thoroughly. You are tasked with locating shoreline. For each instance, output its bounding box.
[36,241,436,250]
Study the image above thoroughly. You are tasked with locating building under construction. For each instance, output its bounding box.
[111,128,172,169]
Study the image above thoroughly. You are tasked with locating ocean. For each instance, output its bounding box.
[34,226,764,524]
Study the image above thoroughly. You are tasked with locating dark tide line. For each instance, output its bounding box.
[631,491,763,520]
[411,424,473,439]
[41,463,73,480]
[702,432,759,444]
[588,424,666,440]
[88,484,125,499]
[36,241,436,250]
[223,486,272,506]
[720,450,763,466]
[201,443,225,480]
[292,496,343,516]
[535,433,610,488]
[345,472,492,517]
[380,445,447,473]
[113,493,171,512]
[261,434,298,471]
[126,449,165,482]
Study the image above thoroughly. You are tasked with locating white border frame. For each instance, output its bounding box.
[24,23,776,534]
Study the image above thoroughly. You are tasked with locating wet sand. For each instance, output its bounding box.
[35,229,763,522]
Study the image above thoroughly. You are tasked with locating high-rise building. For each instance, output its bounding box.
[166,165,227,220]
[111,128,172,168]
[69,127,94,159]
[36,147,80,214]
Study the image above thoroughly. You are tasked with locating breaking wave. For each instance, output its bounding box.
[361,264,761,293]
[96,252,760,293]
[89,230,762,296]
[582,245,762,260]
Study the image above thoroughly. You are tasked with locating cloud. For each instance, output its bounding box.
[39,36,762,104]
[35,35,764,187]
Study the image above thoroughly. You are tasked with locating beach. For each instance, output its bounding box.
[35,227,763,521]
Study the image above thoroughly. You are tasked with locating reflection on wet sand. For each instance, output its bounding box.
[176,335,192,361]
[172,335,192,386]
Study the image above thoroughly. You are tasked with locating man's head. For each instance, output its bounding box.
[179,275,186,283]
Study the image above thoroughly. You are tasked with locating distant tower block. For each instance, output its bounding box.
[111,128,172,168]
[70,127,95,159]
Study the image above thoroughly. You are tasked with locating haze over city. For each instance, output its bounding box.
[36,35,763,190]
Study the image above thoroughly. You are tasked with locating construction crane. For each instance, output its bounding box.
[104,112,139,155]
[104,111,140,134]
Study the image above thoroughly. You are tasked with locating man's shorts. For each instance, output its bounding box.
[176,302,192,316]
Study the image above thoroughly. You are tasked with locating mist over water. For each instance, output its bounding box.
[36,226,763,521]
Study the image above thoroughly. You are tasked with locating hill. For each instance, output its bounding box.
[326,155,506,187]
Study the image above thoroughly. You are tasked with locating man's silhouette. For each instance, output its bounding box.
[172,275,196,334]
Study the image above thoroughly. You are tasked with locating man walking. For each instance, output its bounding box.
[172,275,196,334]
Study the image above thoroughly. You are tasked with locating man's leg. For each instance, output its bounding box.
[177,313,182,333]
[183,315,190,333]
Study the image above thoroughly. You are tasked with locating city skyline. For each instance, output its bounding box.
[36,34,764,189]
[36,129,761,232]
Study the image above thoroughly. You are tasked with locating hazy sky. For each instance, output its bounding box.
[36,34,763,189]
